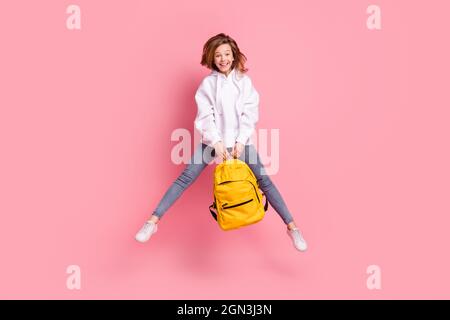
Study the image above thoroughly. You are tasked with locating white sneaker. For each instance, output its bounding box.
[135,221,158,243]
[287,228,308,252]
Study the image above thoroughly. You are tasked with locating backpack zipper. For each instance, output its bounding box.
[248,181,261,203]
[222,199,254,209]
[218,180,261,204]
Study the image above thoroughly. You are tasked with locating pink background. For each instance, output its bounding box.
[0,0,449,299]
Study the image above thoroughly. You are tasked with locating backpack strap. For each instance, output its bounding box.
[209,202,218,221]
[262,193,269,212]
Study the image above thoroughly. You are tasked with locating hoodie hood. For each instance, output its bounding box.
[210,68,245,114]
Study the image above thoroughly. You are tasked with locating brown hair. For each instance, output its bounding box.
[200,33,248,73]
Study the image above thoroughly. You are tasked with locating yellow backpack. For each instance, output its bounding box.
[209,158,269,231]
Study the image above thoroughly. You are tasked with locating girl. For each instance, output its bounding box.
[135,33,307,252]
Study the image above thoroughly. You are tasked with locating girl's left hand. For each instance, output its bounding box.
[232,142,245,159]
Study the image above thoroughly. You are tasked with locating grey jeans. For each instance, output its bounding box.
[152,143,294,225]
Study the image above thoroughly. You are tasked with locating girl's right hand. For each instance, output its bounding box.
[214,141,230,160]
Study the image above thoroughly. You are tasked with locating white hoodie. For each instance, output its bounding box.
[194,68,260,148]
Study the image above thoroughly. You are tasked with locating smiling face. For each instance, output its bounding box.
[214,43,234,75]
